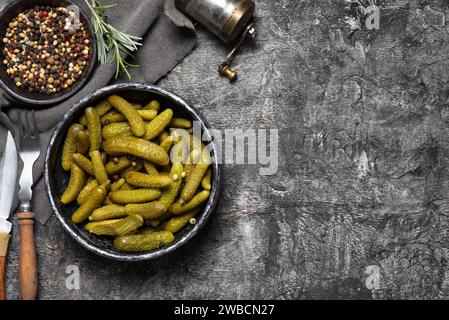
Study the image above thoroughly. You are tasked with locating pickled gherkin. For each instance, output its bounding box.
[77,178,98,205]
[169,118,192,129]
[111,178,126,191]
[180,148,212,203]
[159,163,184,209]
[143,161,159,176]
[76,130,90,155]
[108,95,146,137]
[144,100,160,112]
[120,159,144,178]
[102,123,133,140]
[201,168,212,191]
[101,109,157,125]
[125,171,171,188]
[91,150,109,184]
[158,131,170,143]
[103,137,169,166]
[85,215,143,236]
[61,164,86,205]
[85,107,102,152]
[94,99,113,116]
[62,124,83,171]
[72,153,94,175]
[105,156,131,175]
[160,136,175,152]
[170,190,210,215]
[89,204,127,221]
[101,112,127,125]
[72,185,107,224]
[110,189,161,204]
[114,231,174,252]
[125,201,167,219]
[164,207,202,233]
[61,96,215,253]
[144,109,173,141]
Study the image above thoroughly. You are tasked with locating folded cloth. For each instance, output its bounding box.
[0,0,196,224]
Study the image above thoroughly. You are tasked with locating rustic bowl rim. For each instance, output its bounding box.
[44,83,222,261]
[0,0,97,106]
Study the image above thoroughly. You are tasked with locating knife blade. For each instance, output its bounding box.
[0,131,18,234]
[0,131,18,300]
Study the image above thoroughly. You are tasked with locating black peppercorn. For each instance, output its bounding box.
[1,5,91,94]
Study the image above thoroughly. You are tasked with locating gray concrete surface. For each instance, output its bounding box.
[6,0,449,299]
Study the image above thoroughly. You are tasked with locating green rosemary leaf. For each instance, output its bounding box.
[85,0,142,79]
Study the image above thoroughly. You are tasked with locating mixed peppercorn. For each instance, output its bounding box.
[2,5,92,95]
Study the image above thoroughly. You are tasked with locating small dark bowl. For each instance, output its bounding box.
[45,83,221,261]
[0,0,97,106]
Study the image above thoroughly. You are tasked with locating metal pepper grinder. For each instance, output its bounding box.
[175,0,256,82]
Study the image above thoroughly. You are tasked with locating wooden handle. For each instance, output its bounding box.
[0,232,10,300]
[18,212,37,300]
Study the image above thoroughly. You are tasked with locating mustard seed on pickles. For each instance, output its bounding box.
[159,163,184,209]
[164,207,202,233]
[181,148,212,203]
[105,156,131,175]
[170,190,211,215]
[120,159,144,178]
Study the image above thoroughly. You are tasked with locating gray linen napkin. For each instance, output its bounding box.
[0,0,196,224]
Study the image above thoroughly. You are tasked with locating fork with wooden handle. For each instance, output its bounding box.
[17,110,40,300]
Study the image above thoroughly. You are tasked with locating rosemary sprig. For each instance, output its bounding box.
[84,0,142,79]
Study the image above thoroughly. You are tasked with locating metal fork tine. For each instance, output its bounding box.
[18,111,26,139]
[25,111,33,139]
[30,110,38,139]
[25,111,31,139]
[17,111,22,139]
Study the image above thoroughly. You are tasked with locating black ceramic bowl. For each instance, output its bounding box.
[45,83,221,261]
[0,0,97,106]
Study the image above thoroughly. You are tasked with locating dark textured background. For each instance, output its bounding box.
[5,0,449,299]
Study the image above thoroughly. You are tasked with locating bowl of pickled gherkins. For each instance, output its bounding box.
[45,83,221,261]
